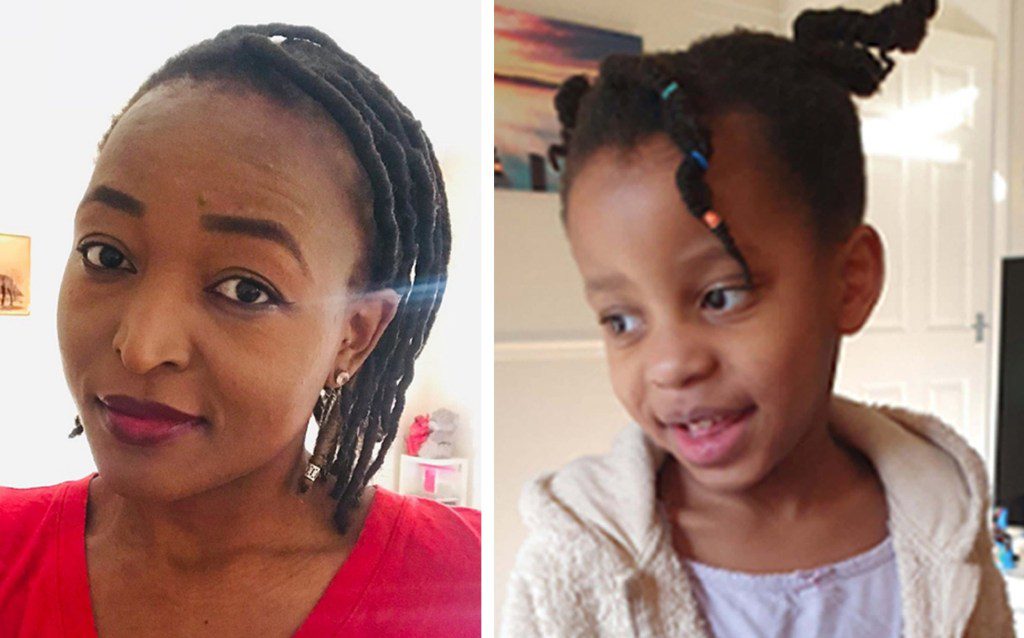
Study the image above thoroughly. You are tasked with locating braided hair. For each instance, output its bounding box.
[96,24,450,533]
[550,0,937,283]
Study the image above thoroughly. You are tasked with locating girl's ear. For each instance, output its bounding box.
[834,224,885,335]
[330,288,401,383]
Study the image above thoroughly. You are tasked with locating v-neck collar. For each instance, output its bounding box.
[57,473,402,637]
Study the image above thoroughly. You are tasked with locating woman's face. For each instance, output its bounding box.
[565,113,875,494]
[57,79,392,501]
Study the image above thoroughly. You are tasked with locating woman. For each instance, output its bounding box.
[0,24,479,637]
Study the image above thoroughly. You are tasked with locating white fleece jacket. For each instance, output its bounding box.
[501,395,1015,638]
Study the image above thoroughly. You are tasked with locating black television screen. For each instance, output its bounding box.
[995,256,1024,523]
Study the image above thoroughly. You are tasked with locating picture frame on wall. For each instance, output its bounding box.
[495,7,642,193]
[0,233,30,316]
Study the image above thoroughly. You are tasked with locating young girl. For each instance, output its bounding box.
[0,25,478,637]
[502,1,1013,636]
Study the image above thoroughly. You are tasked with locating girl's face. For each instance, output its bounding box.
[57,80,395,501]
[566,112,860,494]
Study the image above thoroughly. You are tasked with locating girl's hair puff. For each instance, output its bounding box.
[551,0,937,278]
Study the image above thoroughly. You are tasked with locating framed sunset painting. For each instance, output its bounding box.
[495,7,642,193]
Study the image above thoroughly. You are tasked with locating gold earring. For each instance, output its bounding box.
[335,369,351,387]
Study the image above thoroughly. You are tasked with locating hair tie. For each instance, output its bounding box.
[660,81,680,100]
[689,150,709,170]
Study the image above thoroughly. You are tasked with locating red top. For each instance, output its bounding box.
[0,474,480,637]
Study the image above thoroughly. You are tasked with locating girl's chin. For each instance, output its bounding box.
[669,457,767,495]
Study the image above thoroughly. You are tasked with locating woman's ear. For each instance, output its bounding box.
[834,224,886,335]
[331,288,401,381]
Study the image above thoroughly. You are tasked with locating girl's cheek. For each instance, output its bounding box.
[608,355,645,422]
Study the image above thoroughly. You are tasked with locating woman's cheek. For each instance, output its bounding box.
[58,283,96,375]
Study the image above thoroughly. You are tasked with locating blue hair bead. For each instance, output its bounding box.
[689,150,709,170]
[660,81,679,100]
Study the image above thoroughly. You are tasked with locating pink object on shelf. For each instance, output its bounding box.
[420,462,458,494]
[405,414,431,455]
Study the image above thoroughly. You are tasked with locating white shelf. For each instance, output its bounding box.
[397,454,469,507]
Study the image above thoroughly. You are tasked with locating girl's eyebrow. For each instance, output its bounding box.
[79,184,311,276]
[585,272,631,294]
[675,242,732,269]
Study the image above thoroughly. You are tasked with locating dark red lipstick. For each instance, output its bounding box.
[98,395,205,447]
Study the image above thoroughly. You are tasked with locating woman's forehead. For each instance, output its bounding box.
[80,81,369,281]
[93,82,365,225]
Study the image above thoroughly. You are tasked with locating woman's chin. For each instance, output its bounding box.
[90,457,213,503]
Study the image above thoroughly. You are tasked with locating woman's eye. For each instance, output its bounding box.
[77,242,135,273]
[701,286,752,313]
[212,277,280,307]
[600,313,642,337]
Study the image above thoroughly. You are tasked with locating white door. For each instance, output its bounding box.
[835,29,996,461]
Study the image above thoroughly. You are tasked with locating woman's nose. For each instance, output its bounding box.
[111,277,193,375]
[643,323,717,390]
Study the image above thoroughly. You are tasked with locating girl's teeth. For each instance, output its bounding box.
[686,418,717,433]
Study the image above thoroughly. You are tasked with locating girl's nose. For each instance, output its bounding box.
[111,278,192,375]
[644,323,717,390]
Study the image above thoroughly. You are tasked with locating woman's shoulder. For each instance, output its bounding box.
[0,474,92,530]
[0,474,93,576]
[372,487,480,548]
[348,488,479,613]
[363,487,480,572]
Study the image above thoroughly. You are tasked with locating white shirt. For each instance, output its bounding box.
[686,536,901,638]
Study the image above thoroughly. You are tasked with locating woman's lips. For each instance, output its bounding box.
[97,396,204,447]
[100,394,201,421]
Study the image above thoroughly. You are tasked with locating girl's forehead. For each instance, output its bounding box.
[565,124,820,284]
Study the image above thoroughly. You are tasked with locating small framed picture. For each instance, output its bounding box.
[0,234,31,316]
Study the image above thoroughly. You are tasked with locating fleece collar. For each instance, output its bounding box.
[830,396,985,561]
[523,394,985,565]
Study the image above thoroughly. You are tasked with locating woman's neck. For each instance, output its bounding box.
[86,437,352,569]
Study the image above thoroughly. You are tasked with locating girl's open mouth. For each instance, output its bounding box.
[666,406,756,467]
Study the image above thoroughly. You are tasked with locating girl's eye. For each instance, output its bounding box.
[212,277,281,307]
[600,313,643,337]
[701,286,753,313]
[77,242,135,273]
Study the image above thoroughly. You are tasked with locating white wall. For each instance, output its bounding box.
[0,0,482,508]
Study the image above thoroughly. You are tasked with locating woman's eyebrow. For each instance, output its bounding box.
[79,184,310,276]
[80,185,145,217]
[201,214,310,276]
